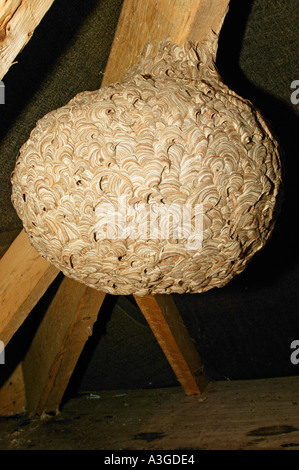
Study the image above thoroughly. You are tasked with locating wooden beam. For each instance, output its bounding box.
[22,275,106,415]
[0,229,59,348]
[134,294,208,394]
[0,0,55,80]
[101,0,230,87]
[0,363,25,416]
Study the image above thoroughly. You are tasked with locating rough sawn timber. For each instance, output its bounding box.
[22,276,106,415]
[1,376,299,450]
[101,0,230,87]
[134,294,208,395]
[0,229,59,347]
[0,0,55,79]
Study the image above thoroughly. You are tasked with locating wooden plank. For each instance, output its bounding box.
[22,275,106,415]
[101,0,230,87]
[2,376,299,450]
[0,363,25,416]
[0,229,59,347]
[0,0,55,79]
[134,294,208,394]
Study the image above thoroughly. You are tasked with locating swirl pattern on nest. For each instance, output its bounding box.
[11,36,281,295]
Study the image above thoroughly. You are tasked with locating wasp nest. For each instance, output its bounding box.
[11,35,281,296]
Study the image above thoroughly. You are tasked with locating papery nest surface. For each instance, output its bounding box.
[11,35,282,296]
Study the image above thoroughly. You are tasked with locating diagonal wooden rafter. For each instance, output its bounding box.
[0,229,59,348]
[0,0,55,80]
[0,0,230,415]
[22,275,106,415]
[134,294,208,395]
[101,0,229,87]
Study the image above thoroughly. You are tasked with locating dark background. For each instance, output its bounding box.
[0,0,298,397]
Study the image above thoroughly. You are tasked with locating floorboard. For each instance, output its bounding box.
[0,375,299,450]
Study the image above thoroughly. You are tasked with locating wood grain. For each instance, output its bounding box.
[101,0,230,87]
[0,363,25,416]
[22,275,106,415]
[0,0,55,79]
[0,229,59,347]
[134,294,208,394]
[2,376,299,449]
